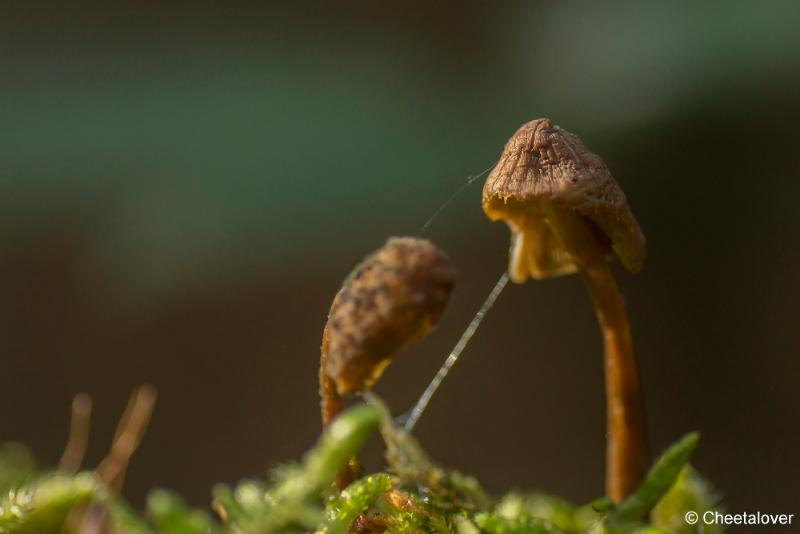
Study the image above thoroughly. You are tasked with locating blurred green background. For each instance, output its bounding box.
[2,0,798,516]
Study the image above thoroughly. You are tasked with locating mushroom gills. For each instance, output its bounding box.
[507,212,580,282]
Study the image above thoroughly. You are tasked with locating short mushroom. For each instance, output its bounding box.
[320,237,455,486]
[483,118,647,502]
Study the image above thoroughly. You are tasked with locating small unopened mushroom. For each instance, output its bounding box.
[320,237,456,428]
[483,118,647,502]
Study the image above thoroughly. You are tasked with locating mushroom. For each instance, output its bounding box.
[483,118,647,502]
[320,238,455,487]
[320,237,455,416]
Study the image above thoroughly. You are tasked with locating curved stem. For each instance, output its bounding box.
[320,329,357,488]
[541,201,647,502]
[580,261,647,502]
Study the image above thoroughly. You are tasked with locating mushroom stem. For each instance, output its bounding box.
[580,261,647,502]
[320,329,344,428]
[541,201,647,502]
[320,332,356,489]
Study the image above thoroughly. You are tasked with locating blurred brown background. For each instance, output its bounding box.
[1,0,798,518]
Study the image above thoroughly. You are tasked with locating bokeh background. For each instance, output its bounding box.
[2,0,799,518]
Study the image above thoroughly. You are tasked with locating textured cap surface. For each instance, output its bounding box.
[322,237,456,395]
[483,118,645,274]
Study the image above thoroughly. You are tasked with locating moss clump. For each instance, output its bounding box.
[0,400,717,534]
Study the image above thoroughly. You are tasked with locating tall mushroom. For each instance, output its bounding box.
[483,118,647,502]
[320,237,455,486]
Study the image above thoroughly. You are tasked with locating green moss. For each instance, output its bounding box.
[474,512,562,534]
[147,489,221,534]
[0,472,150,534]
[0,402,716,533]
[650,467,721,534]
[609,433,700,525]
[321,474,392,534]
[0,445,35,496]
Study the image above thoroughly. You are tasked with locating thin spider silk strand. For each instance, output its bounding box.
[404,271,509,432]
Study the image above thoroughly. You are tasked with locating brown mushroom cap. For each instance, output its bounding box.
[323,237,456,395]
[483,118,645,279]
